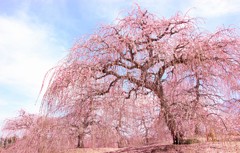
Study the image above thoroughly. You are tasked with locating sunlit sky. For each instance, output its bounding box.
[0,0,240,132]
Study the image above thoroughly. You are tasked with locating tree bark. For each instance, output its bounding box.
[77,134,84,148]
[163,109,184,144]
[156,85,184,144]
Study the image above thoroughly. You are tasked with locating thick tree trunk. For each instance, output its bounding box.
[172,131,184,144]
[156,86,184,144]
[163,111,184,144]
[77,134,84,148]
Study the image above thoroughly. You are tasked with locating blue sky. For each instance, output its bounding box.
[0,0,240,132]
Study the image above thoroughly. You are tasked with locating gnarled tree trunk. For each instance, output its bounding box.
[157,85,184,144]
[162,107,184,144]
[77,134,84,148]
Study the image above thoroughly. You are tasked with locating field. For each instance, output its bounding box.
[68,148,119,153]
[1,137,239,153]
[70,142,240,153]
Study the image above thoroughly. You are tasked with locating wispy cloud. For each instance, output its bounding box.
[0,14,67,129]
[188,0,240,18]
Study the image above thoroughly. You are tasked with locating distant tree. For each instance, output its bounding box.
[41,5,240,144]
[63,98,97,148]
[41,61,104,148]
[2,110,76,153]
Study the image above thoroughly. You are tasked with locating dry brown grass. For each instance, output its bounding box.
[110,142,240,153]
[68,141,240,153]
[67,148,119,153]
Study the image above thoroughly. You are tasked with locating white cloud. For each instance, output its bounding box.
[0,15,67,130]
[0,16,66,95]
[188,0,240,17]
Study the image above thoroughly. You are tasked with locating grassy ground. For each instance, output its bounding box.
[114,141,240,153]
[71,141,240,153]
[68,148,119,153]
[1,137,239,153]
